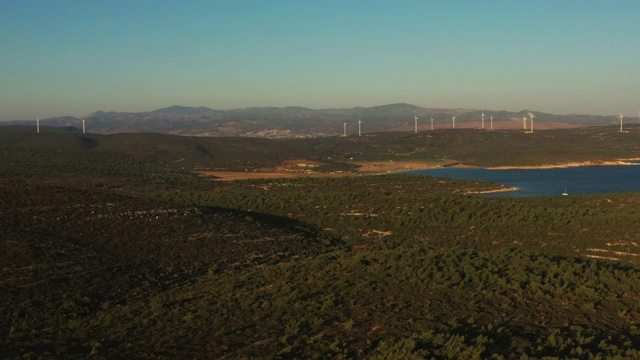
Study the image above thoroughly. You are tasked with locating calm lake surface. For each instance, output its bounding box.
[406,165,640,197]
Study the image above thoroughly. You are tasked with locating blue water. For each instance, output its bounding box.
[406,165,640,197]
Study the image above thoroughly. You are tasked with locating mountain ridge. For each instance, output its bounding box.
[3,103,631,137]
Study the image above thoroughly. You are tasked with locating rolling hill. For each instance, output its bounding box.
[2,124,639,172]
[3,103,632,138]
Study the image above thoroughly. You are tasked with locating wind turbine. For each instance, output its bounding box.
[414,114,418,134]
[529,113,535,133]
[431,116,434,131]
[481,111,485,129]
[619,113,624,132]
[523,116,527,130]
[343,122,347,136]
[36,117,40,134]
[358,117,362,136]
[490,115,493,130]
[452,116,456,129]
[82,119,86,134]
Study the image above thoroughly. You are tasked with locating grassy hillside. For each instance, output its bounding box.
[2,128,640,358]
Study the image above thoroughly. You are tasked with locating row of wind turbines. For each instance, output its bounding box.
[443,111,519,132]
[32,111,635,136]
[343,111,525,136]
[343,111,635,136]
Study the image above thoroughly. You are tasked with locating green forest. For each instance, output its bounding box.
[1,126,640,359]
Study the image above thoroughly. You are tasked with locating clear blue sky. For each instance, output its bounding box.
[1,0,639,121]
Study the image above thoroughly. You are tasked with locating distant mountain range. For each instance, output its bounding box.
[3,103,629,138]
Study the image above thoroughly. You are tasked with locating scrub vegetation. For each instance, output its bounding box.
[1,126,640,359]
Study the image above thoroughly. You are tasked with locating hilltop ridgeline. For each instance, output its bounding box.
[3,103,628,137]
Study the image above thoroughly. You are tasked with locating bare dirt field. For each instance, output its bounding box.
[196,160,446,181]
[348,160,448,173]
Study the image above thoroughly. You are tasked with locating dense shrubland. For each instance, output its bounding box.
[2,129,640,358]
[160,175,640,264]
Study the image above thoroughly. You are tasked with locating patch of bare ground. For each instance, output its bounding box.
[195,160,445,181]
[607,241,639,247]
[340,212,378,216]
[195,171,330,181]
[586,248,640,257]
[349,160,450,173]
[462,186,520,195]
[585,254,621,261]
[363,230,393,238]
[370,325,384,332]
[274,159,326,172]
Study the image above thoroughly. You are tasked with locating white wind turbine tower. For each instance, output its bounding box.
[36,117,40,134]
[343,122,347,136]
[82,119,86,134]
[529,113,535,133]
[522,116,527,130]
[619,113,624,132]
[490,115,493,130]
[431,116,434,131]
[358,118,362,136]
[414,114,418,133]
[481,111,485,129]
[452,116,456,129]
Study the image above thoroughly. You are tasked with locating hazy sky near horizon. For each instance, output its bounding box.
[1,0,639,121]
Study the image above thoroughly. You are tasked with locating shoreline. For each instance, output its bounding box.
[197,158,640,182]
[486,158,640,170]
[463,186,521,195]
